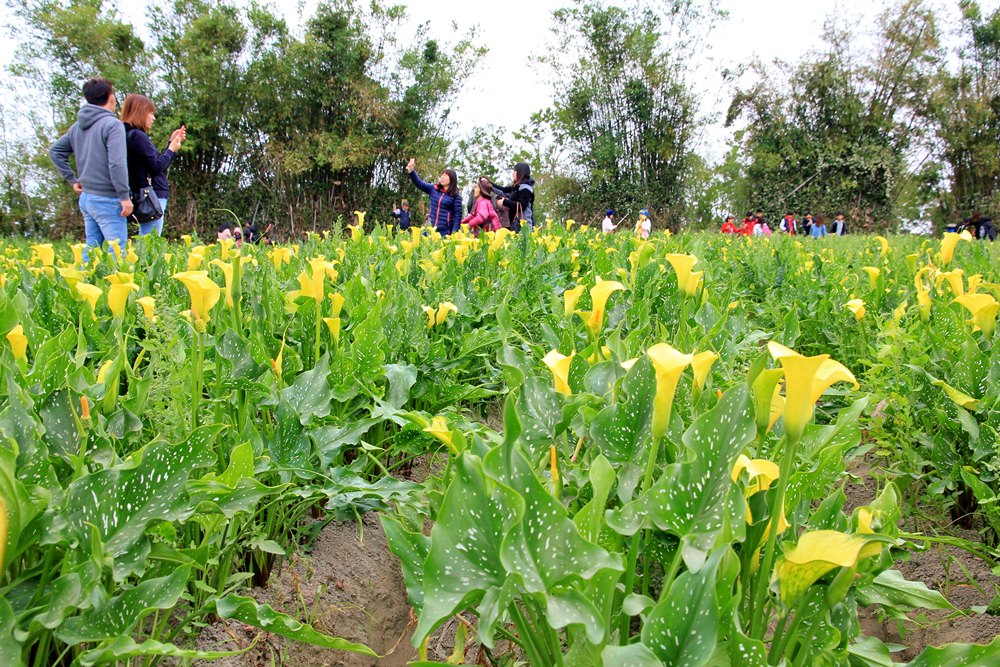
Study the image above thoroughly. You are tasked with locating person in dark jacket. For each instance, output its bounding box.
[494,162,535,232]
[120,94,185,236]
[405,158,463,236]
[391,199,411,231]
[49,77,133,258]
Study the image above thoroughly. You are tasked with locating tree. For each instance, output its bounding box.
[728,0,939,230]
[543,0,720,227]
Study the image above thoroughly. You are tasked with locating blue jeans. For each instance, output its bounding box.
[139,198,168,236]
[80,192,128,259]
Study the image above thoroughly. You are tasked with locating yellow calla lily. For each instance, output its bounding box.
[6,324,27,360]
[937,269,964,296]
[323,317,341,345]
[57,266,85,290]
[892,301,908,323]
[845,299,866,321]
[96,359,114,384]
[210,259,235,308]
[454,244,470,265]
[354,210,366,227]
[580,279,624,337]
[187,250,205,271]
[424,416,459,454]
[172,271,221,323]
[873,236,890,257]
[751,368,785,435]
[563,285,585,318]
[271,247,293,270]
[137,296,156,322]
[125,243,139,264]
[732,454,780,493]
[76,283,102,317]
[542,350,575,395]
[646,343,693,441]
[71,243,86,266]
[775,530,886,606]
[31,243,54,267]
[107,281,139,318]
[862,267,881,290]
[180,234,192,247]
[953,293,999,338]
[664,253,703,297]
[939,231,967,266]
[932,379,980,410]
[768,342,858,442]
[421,305,436,329]
[691,350,719,393]
[968,274,983,294]
[436,302,457,326]
[329,293,346,319]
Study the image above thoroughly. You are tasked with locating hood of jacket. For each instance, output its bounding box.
[78,104,117,130]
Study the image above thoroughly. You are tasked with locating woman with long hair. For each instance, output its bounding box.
[405,158,463,236]
[494,162,536,232]
[461,177,501,237]
[120,94,185,236]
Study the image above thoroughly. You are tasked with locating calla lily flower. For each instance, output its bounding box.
[953,293,999,338]
[768,342,859,442]
[76,283,102,317]
[939,232,968,266]
[125,244,139,264]
[329,293,346,319]
[563,285,585,318]
[862,267,881,290]
[454,244,470,265]
[691,350,719,393]
[271,247,293,270]
[892,301,908,323]
[71,243,86,266]
[732,454,789,533]
[173,271,221,323]
[354,210,366,227]
[664,254,703,297]
[323,317,342,344]
[968,274,983,294]
[6,324,27,360]
[57,266,85,289]
[180,234,192,247]
[107,280,139,318]
[873,236,890,257]
[845,299,866,321]
[210,259,236,308]
[915,267,933,321]
[579,279,624,337]
[424,416,459,454]
[96,359,114,385]
[31,244,54,267]
[646,343,693,441]
[542,350,575,395]
[137,296,156,322]
[937,269,964,296]
[187,250,205,271]
[435,302,457,326]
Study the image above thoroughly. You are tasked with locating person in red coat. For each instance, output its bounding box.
[721,216,739,234]
[740,211,756,236]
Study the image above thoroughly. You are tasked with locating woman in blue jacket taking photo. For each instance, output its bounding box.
[405,158,462,236]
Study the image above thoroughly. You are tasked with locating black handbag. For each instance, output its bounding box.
[130,179,163,224]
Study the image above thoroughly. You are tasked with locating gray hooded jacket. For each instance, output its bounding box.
[49,104,130,200]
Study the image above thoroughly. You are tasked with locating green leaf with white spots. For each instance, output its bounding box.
[79,637,249,666]
[606,386,755,571]
[573,454,615,543]
[381,515,430,611]
[904,635,1000,666]
[601,643,662,667]
[589,357,655,466]
[43,425,222,580]
[0,598,22,667]
[56,566,191,644]
[414,452,520,647]
[213,594,376,655]
[281,352,331,424]
[641,547,730,667]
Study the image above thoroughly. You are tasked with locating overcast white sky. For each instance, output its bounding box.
[2,0,998,159]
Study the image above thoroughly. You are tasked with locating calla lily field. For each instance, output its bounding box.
[0,223,998,665]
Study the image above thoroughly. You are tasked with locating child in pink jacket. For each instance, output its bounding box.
[462,177,501,236]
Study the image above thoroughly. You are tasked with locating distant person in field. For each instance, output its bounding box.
[721,216,739,234]
[831,213,847,236]
[635,209,651,239]
[810,216,828,238]
[740,212,756,236]
[754,215,772,237]
[602,210,618,233]
[49,77,132,257]
[120,94,186,236]
[494,162,536,233]
[802,213,815,236]
[405,158,462,236]
[779,212,798,235]
[970,212,996,241]
[391,199,411,231]
[461,177,501,237]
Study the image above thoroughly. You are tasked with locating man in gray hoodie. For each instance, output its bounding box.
[49,78,133,258]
